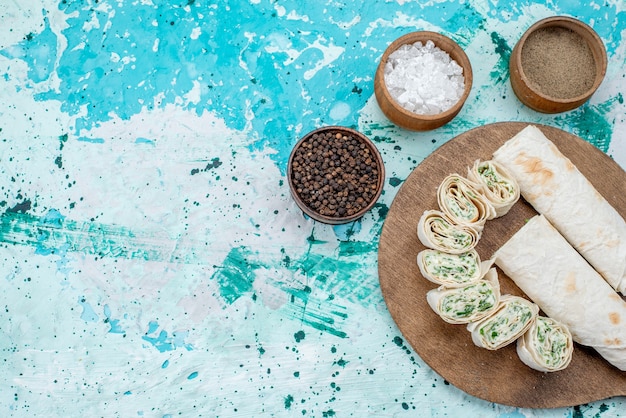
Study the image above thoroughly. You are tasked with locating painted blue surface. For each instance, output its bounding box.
[0,0,625,417]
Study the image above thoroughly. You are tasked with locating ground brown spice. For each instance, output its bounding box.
[520,26,596,99]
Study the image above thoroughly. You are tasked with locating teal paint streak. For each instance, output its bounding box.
[337,241,377,258]
[279,271,348,338]
[284,394,294,409]
[489,31,512,84]
[0,208,378,339]
[103,304,126,334]
[281,281,349,339]
[78,298,99,322]
[211,246,258,305]
[498,412,526,418]
[25,1,490,172]
[135,137,155,145]
[0,210,197,264]
[0,209,376,336]
[572,6,626,52]
[141,321,193,352]
[3,1,622,172]
[447,2,487,43]
[332,222,362,241]
[556,97,621,153]
[0,12,57,83]
[301,310,347,339]
[288,285,312,303]
[292,251,381,307]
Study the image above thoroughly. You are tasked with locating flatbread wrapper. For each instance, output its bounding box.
[467,159,520,217]
[417,210,480,254]
[492,125,626,295]
[426,268,501,324]
[494,214,626,371]
[517,316,573,373]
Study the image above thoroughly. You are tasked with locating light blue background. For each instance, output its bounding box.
[1,0,624,416]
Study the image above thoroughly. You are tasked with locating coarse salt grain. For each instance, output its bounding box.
[384,40,465,115]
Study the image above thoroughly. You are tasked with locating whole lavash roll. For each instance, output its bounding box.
[494,214,626,371]
[492,125,626,295]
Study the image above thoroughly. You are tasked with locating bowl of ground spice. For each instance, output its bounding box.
[288,126,385,224]
[374,31,473,131]
[509,16,607,113]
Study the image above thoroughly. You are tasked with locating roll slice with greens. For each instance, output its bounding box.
[517,316,573,372]
[437,174,496,233]
[426,268,501,324]
[467,159,520,217]
[467,295,539,350]
[417,210,480,254]
[417,249,494,287]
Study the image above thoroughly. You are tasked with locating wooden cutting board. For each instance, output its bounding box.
[378,122,626,408]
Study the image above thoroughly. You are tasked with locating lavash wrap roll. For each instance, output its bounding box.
[517,316,574,373]
[492,125,626,295]
[417,210,480,254]
[417,249,494,287]
[437,174,496,233]
[494,214,626,371]
[467,294,539,351]
[467,160,520,217]
[426,268,501,324]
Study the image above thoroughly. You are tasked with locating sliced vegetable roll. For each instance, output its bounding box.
[426,268,501,324]
[437,174,496,232]
[417,210,480,254]
[467,159,520,217]
[517,316,573,372]
[467,295,539,350]
[417,249,494,287]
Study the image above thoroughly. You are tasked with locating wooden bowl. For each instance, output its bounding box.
[509,16,607,113]
[287,126,385,225]
[374,31,473,131]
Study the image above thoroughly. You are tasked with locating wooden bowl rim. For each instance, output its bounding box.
[374,31,473,122]
[287,126,386,225]
[512,15,608,104]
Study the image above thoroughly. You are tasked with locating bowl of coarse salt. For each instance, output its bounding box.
[374,31,473,131]
[509,16,607,113]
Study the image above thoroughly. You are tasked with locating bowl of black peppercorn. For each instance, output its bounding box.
[288,126,385,224]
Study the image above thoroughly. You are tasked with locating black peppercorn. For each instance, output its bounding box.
[290,130,381,219]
